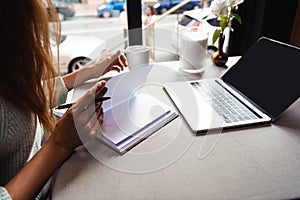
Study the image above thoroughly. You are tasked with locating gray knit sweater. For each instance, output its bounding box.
[0,77,68,200]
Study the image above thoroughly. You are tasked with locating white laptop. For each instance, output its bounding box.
[164,37,300,132]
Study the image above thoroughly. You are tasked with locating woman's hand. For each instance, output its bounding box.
[90,50,128,77]
[50,81,107,152]
[62,51,127,90]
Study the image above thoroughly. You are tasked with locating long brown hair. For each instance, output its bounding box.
[0,0,61,134]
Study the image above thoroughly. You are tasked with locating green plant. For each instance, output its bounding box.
[203,0,244,45]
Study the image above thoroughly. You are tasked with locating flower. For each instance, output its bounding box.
[204,0,244,45]
[210,0,228,16]
[227,0,244,7]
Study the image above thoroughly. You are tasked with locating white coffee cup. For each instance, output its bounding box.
[179,29,208,72]
[125,45,150,70]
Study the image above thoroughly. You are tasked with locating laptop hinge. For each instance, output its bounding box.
[216,79,275,120]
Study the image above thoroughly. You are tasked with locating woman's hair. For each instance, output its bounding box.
[0,0,61,134]
[146,5,156,16]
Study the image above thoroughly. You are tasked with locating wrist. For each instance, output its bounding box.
[47,136,75,157]
[80,64,98,80]
[62,65,97,90]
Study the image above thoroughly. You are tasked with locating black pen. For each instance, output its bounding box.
[55,97,111,110]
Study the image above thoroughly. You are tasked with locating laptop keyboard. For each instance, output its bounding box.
[190,81,259,123]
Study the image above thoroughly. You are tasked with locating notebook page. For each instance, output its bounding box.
[100,93,171,145]
[102,65,152,112]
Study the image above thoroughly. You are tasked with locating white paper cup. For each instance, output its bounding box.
[125,45,150,70]
[179,29,208,72]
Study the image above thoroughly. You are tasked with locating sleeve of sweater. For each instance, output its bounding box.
[0,99,13,200]
[0,186,11,200]
[0,182,50,200]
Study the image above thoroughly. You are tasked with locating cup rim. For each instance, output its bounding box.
[125,45,150,53]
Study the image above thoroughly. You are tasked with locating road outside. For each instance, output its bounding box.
[61,9,179,41]
[60,5,183,62]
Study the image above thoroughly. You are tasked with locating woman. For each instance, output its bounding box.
[0,0,127,199]
[143,5,157,60]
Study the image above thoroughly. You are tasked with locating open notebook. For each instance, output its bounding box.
[54,66,178,154]
[99,92,177,154]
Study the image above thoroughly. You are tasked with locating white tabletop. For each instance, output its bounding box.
[52,57,300,200]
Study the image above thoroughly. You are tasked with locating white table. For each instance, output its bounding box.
[52,57,300,200]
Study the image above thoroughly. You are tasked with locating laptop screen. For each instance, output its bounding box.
[222,37,300,120]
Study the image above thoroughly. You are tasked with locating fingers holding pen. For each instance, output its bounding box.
[80,80,107,117]
[81,93,105,136]
[72,81,107,134]
[90,106,104,136]
[85,106,101,136]
[51,76,108,151]
[73,81,107,112]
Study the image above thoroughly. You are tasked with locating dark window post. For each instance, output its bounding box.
[126,0,143,45]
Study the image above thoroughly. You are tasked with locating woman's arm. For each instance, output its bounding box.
[4,81,107,200]
[62,51,127,90]
[5,137,72,199]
